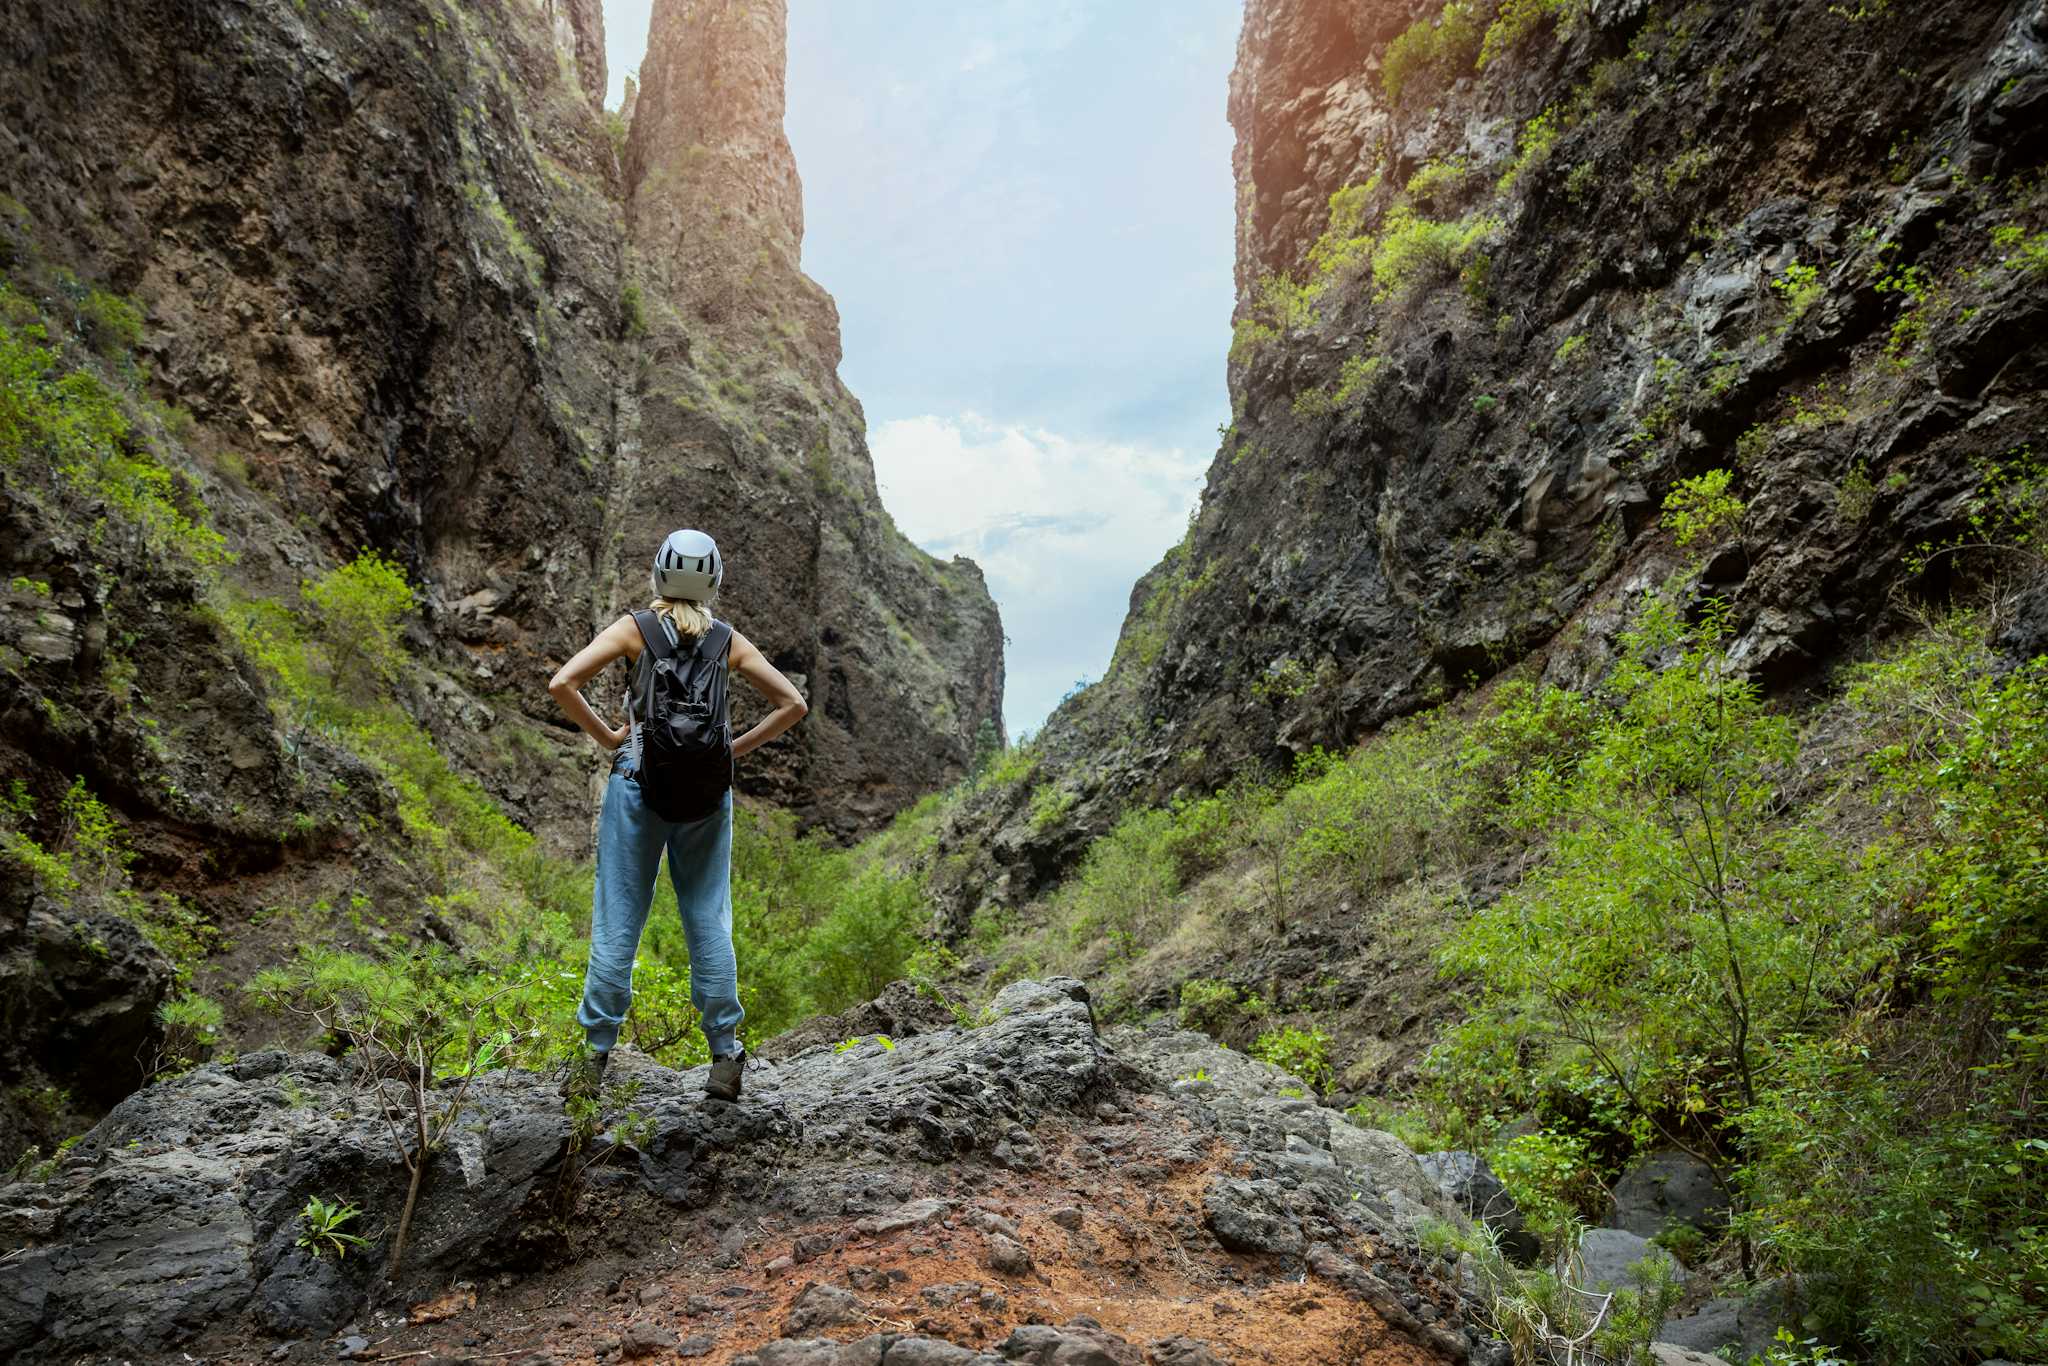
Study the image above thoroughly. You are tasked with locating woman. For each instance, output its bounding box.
[546,529,807,1103]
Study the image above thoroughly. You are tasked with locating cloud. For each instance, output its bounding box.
[869,414,1210,737]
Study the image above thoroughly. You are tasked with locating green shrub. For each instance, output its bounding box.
[1478,0,1581,69]
[1370,208,1500,303]
[800,865,925,1015]
[1250,1023,1333,1090]
[619,282,648,337]
[1455,679,1599,829]
[1496,106,1561,194]
[1438,598,1889,1223]
[1489,1129,1601,1246]
[1406,156,1472,209]
[1771,260,1825,323]
[76,288,144,355]
[1177,977,1267,1035]
[974,742,1038,794]
[1740,1030,2048,1357]
[1470,1229,1683,1365]
[1661,468,1745,547]
[1306,179,1380,280]
[0,289,228,568]
[1050,805,1185,962]
[301,550,416,695]
[1029,782,1077,831]
[1382,1,1487,105]
[1277,717,1470,890]
[153,992,224,1077]
[1991,223,2048,275]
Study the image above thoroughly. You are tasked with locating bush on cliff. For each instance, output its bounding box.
[1430,605,2048,1360]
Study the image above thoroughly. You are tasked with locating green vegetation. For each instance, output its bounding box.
[1772,260,1825,325]
[1406,156,1473,210]
[1478,0,1582,70]
[620,281,648,338]
[0,778,219,984]
[1029,782,1077,831]
[1496,106,1562,194]
[1424,602,2048,1360]
[464,181,544,287]
[1371,207,1501,304]
[0,283,228,569]
[1177,977,1268,1033]
[151,993,224,1079]
[1991,222,2048,274]
[299,550,417,696]
[1466,1222,1684,1365]
[1661,468,1745,547]
[1249,1023,1333,1091]
[253,950,516,1275]
[1383,1,1487,106]
[296,1196,370,1259]
[952,518,2045,1359]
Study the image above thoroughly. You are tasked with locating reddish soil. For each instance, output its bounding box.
[195,1101,1445,1366]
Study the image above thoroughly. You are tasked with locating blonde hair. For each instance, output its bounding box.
[647,595,713,638]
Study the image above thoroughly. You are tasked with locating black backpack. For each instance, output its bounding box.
[628,610,734,822]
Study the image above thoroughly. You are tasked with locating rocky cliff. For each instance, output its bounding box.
[619,0,1005,830]
[933,0,2048,916]
[0,0,1001,839]
[0,0,1001,1155]
[0,980,1501,1365]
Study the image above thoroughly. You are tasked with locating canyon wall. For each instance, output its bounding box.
[932,0,2048,921]
[0,0,1001,1140]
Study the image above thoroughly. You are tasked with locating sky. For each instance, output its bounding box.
[602,1,1243,738]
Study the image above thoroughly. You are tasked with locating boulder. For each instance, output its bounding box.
[1607,1150,1728,1237]
[1565,1228,1686,1293]
[1650,1346,1725,1366]
[997,1319,1144,1365]
[1657,1276,1799,1358]
[1201,1177,1305,1256]
[1418,1150,1539,1264]
[0,982,1112,1359]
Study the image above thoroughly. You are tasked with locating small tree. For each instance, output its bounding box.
[302,551,416,701]
[250,948,521,1279]
[1442,599,1888,1273]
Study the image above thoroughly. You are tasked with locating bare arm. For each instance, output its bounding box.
[547,615,640,751]
[728,628,807,759]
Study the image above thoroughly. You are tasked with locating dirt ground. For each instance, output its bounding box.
[189,1106,1446,1366]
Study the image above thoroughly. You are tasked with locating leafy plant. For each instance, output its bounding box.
[1771,261,1825,324]
[251,949,525,1277]
[148,992,224,1080]
[0,286,228,568]
[1250,1024,1334,1091]
[296,1195,370,1259]
[619,282,648,338]
[1478,0,1581,69]
[1661,469,1745,548]
[1382,0,1486,105]
[1371,207,1501,304]
[300,550,417,699]
[1990,223,2048,275]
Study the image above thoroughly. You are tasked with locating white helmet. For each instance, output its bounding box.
[652,528,723,601]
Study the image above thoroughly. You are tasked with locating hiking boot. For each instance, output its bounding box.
[559,1049,609,1104]
[705,1049,744,1102]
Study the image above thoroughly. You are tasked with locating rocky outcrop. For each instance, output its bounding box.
[0,980,1498,1363]
[0,0,1001,855]
[618,0,1005,834]
[0,0,1002,1166]
[937,0,2048,911]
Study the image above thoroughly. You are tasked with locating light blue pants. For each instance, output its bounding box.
[576,761,744,1058]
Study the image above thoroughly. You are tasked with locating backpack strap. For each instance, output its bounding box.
[630,609,677,662]
[699,621,734,664]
